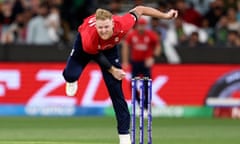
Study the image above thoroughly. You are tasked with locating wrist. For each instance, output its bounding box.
[164,12,171,19]
[108,66,115,73]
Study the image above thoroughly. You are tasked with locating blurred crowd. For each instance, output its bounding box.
[0,0,96,45]
[160,0,240,48]
[0,0,239,48]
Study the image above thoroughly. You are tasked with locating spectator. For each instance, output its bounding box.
[28,0,41,16]
[175,0,203,27]
[225,30,240,47]
[45,5,61,43]
[223,0,238,10]
[3,12,27,44]
[163,16,207,63]
[149,17,167,41]
[226,7,240,33]
[108,0,123,15]
[180,31,207,48]
[60,0,95,30]
[54,0,71,44]
[147,17,168,62]
[26,2,54,45]
[185,0,215,15]
[165,16,207,47]
[0,0,15,43]
[0,0,14,25]
[214,15,229,45]
[204,0,226,27]
[156,1,172,33]
[11,0,25,19]
[202,18,215,45]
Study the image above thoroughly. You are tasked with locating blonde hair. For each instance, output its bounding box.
[95,8,112,20]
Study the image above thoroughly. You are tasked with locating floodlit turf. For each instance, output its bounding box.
[0,117,239,144]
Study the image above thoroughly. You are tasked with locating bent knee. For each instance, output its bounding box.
[62,69,79,82]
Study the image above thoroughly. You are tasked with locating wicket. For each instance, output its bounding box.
[131,77,152,144]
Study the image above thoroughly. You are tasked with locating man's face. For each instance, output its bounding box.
[136,24,146,33]
[95,19,114,40]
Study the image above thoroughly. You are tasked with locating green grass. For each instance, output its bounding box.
[0,117,240,144]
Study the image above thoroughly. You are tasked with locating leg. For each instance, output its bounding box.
[63,33,90,82]
[131,61,141,109]
[131,61,151,110]
[103,72,130,134]
[62,33,90,96]
[142,67,151,110]
[131,62,146,109]
[101,46,130,135]
[63,56,87,82]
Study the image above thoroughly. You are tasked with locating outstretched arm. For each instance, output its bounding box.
[130,6,178,20]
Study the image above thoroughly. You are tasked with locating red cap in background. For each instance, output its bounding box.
[137,18,147,25]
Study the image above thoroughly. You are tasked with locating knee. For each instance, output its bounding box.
[62,69,79,82]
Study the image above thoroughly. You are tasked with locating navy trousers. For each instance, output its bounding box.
[63,33,130,134]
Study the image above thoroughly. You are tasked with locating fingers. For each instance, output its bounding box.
[116,74,125,80]
[118,71,126,80]
[173,10,178,18]
[113,69,126,80]
[168,9,178,19]
[121,71,126,77]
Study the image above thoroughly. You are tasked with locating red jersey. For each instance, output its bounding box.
[78,13,136,54]
[125,29,160,61]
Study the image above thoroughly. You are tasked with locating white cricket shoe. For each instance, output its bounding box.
[65,81,78,96]
[119,134,131,144]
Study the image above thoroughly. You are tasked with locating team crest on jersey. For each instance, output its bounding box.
[88,17,96,27]
[115,37,119,42]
